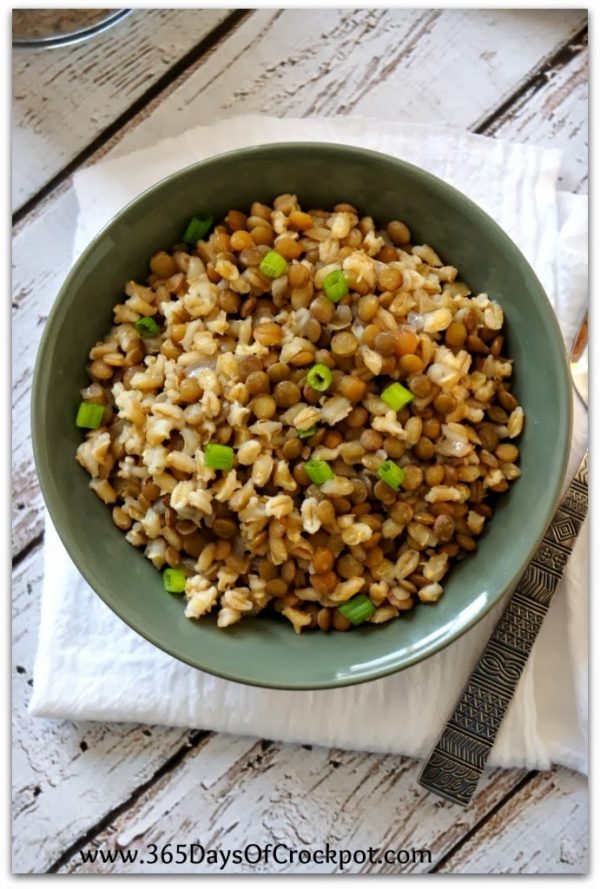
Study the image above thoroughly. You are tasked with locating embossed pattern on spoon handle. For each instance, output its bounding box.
[418,453,588,807]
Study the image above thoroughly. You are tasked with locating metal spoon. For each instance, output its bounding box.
[419,315,588,806]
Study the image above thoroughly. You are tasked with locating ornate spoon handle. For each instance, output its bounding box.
[419,453,588,806]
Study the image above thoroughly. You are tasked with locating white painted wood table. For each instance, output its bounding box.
[12,8,588,875]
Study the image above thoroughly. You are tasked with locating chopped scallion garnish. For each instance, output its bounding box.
[323,269,349,303]
[298,425,317,439]
[204,443,234,471]
[377,460,406,490]
[338,594,376,625]
[259,250,288,279]
[134,316,160,337]
[304,459,334,485]
[306,363,333,392]
[163,568,187,594]
[75,402,105,429]
[183,215,214,243]
[380,381,414,411]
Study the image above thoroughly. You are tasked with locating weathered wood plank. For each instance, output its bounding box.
[59,733,529,874]
[437,769,588,874]
[11,8,588,556]
[97,8,588,160]
[488,37,588,194]
[12,8,232,211]
[11,543,203,874]
[12,185,80,556]
[15,552,583,875]
[11,9,588,876]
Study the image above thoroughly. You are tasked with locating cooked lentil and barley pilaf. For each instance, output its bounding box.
[75,195,524,633]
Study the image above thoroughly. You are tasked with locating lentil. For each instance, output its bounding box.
[331,331,359,357]
[335,375,367,402]
[496,443,519,463]
[251,395,277,419]
[387,220,411,245]
[77,195,524,635]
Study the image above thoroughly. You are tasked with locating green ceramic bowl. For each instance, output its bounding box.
[31,143,571,689]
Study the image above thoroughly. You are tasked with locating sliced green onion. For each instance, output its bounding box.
[306,363,333,392]
[304,459,334,485]
[204,443,234,471]
[259,250,288,278]
[339,593,376,626]
[323,269,349,303]
[183,215,214,243]
[380,381,414,411]
[75,402,105,429]
[377,460,406,491]
[134,316,160,337]
[298,425,317,439]
[163,568,187,595]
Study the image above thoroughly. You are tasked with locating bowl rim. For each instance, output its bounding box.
[31,141,573,689]
[12,9,132,50]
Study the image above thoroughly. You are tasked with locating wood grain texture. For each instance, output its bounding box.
[488,36,588,194]
[11,7,588,876]
[11,7,588,557]
[437,769,588,873]
[93,8,588,160]
[12,186,80,556]
[12,8,232,212]
[13,547,589,879]
[12,543,196,874]
[60,733,530,874]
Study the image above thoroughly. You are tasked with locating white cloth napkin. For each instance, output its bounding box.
[30,118,588,773]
